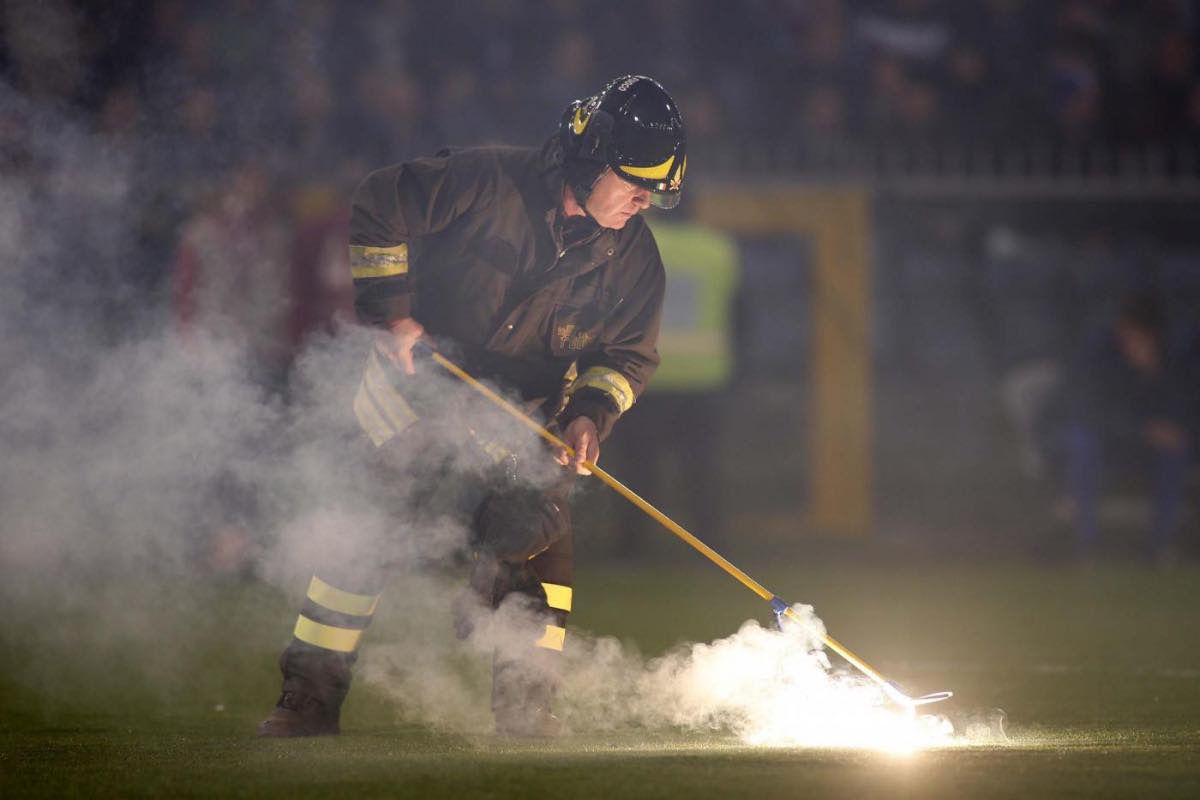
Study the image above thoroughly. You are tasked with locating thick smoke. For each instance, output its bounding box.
[1,70,973,751]
[0,76,542,582]
[363,596,962,747]
[0,77,533,710]
[560,606,960,747]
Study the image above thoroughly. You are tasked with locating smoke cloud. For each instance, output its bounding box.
[1,71,984,753]
[363,596,963,747]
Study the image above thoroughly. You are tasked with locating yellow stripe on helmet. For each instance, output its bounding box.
[618,155,675,181]
[572,106,590,135]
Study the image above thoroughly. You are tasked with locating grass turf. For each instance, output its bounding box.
[3,561,1200,798]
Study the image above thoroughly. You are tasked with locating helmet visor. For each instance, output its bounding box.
[650,189,681,210]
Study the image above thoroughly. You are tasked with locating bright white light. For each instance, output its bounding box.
[680,606,955,750]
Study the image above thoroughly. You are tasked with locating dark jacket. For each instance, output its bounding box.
[1065,330,1197,440]
[349,141,665,439]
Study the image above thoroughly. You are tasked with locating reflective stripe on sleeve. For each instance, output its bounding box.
[569,366,635,413]
[353,349,419,447]
[535,624,566,652]
[307,576,380,617]
[541,582,573,613]
[293,615,363,653]
[350,244,408,279]
[353,381,396,446]
[363,350,418,432]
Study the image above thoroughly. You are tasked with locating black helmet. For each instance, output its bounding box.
[560,75,686,210]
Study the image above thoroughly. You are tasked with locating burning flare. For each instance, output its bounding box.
[561,604,957,750]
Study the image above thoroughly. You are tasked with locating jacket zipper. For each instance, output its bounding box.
[549,226,605,271]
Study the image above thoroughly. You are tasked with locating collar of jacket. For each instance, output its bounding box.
[537,137,617,263]
[538,136,570,205]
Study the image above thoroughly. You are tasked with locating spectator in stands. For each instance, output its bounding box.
[800,82,848,139]
[283,68,340,172]
[343,67,433,165]
[170,158,298,576]
[1187,81,1200,138]
[1056,294,1194,564]
[284,160,358,356]
[172,158,293,384]
[1047,44,1102,143]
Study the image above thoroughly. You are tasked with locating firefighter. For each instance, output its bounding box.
[257,75,686,737]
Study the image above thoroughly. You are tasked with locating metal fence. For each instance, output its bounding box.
[699,139,1200,198]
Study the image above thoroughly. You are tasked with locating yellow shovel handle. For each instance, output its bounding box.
[430,350,897,695]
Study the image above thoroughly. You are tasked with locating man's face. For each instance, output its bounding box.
[1117,321,1161,372]
[585,169,652,229]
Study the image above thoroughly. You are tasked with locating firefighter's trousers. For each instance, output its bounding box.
[276,349,574,713]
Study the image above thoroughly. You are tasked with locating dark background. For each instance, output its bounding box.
[5,0,1200,564]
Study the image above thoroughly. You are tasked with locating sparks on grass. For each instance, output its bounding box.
[662,605,957,751]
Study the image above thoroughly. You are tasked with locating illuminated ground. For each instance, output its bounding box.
[3,560,1199,798]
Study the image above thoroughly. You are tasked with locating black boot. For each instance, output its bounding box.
[452,554,505,641]
[256,643,354,737]
[492,654,562,737]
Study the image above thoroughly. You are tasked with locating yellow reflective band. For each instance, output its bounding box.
[541,582,573,612]
[619,155,675,181]
[307,575,380,617]
[467,426,513,464]
[353,350,419,447]
[353,381,396,447]
[571,366,635,413]
[350,244,408,279]
[535,624,566,652]
[293,615,363,653]
[363,350,418,433]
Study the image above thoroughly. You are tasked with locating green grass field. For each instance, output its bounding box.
[3,560,1199,798]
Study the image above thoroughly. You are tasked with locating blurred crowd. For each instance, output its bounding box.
[874,207,1200,560]
[4,0,1200,559]
[7,0,1200,180]
[4,0,1199,313]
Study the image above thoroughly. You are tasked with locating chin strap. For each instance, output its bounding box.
[564,161,607,225]
[572,187,598,226]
